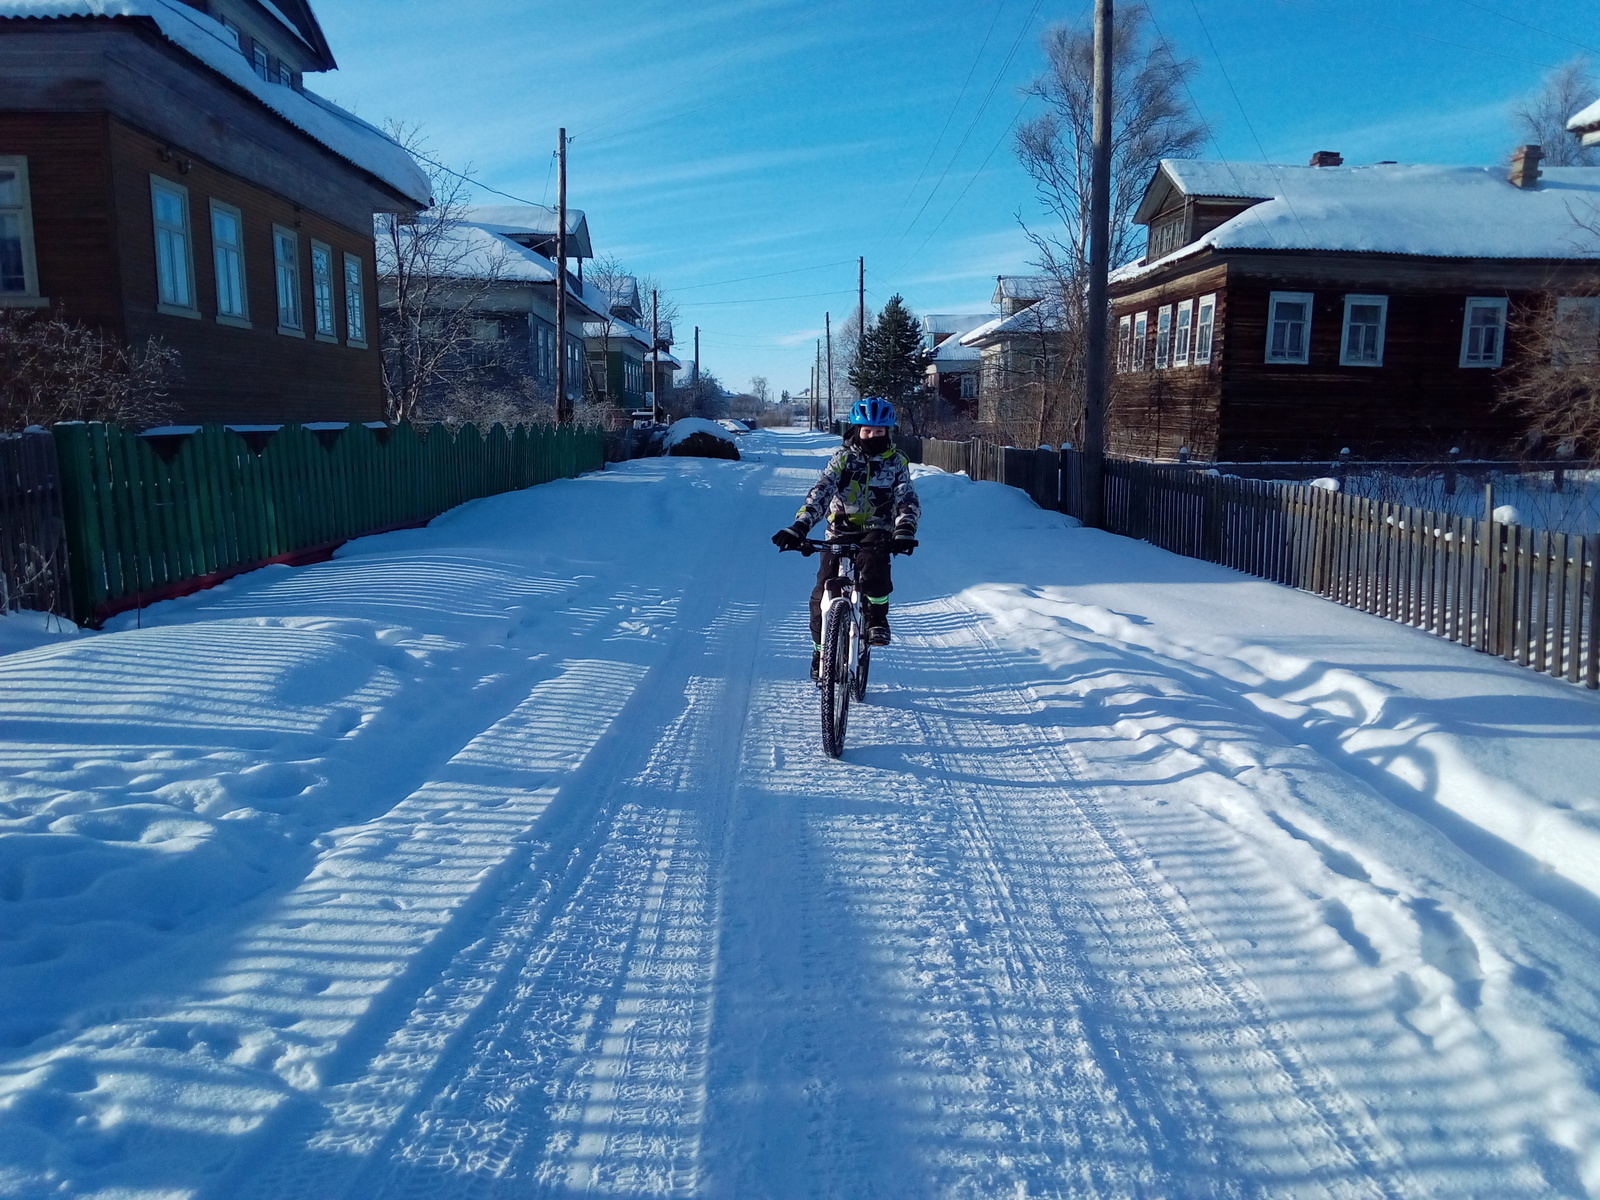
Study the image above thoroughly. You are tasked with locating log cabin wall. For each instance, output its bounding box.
[0,111,124,333]
[110,118,383,425]
[1112,248,1600,461]
[0,19,411,425]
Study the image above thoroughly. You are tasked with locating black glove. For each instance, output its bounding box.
[772,524,807,552]
[892,537,918,556]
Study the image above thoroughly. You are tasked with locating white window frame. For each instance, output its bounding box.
[1132,311,1148,370]
[0,156,44,307]
[1460,296,1507,368]
[1339,294,1388,367]
[959,371,977,400]
[310,240,337,340]
[1194,293,1216,365]
[343,252,367,347]
[272,224,303,335]
[1266,290,1313,364]
[252,44,271,80]
[1116,314,1131,372]
[1155,304,1173,369]
[209,200,248,326]
[1174,299,1194,367]
[1554,296,1600,365]
[150,176,198,318]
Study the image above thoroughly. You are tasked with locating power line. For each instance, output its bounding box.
[882,0,1011,236]
[672,259,858,292]
[677,287,862,309]
[1455,0,1600,57]
[895,0,1047,245]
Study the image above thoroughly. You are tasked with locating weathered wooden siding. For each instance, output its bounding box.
[0,111,123,332]
[108,117,384,424]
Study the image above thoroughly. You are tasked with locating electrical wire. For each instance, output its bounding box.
[894,0,1047,246]
[1454,0,1600,57]
[1273,0,1561,71]
[672,259,859,292]
[677,287,863,309]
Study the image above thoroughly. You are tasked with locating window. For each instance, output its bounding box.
[0,157,42,303]
[219,16,241,50]
[1553,297,1600,365]
[278,63,293,87]
[150,177,197,315]
[1174,299,1194,367]
[1133,311,1148,370]
[1339,294,1387,366]
[1148,213,1184,259]
[1194,293,1216,365]
[531,318,554,379]
[343,253,366,345]
[252,44,271,80]
[959,371,977,400]
[1266,291,1313,364]
[1116,315,1132,372]
[310,241,336,339]
[1155,305,1172,368]
[208,202,248,323]
[1460,297,1507,367]
[272,225,302,333]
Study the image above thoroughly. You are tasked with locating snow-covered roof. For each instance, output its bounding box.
[1569,98,1600,134]
[929,337,980,364]
[582,318,650,349]
[379,218,609,320]
[922,313,992,340]
[1116,160,1600,284]
[0,0,432,206]
[462,205,593,259]
[960,296,1069,346]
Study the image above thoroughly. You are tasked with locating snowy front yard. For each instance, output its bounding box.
[4,428,1600,1198]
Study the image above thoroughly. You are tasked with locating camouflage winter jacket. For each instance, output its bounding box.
[794,444,921,541]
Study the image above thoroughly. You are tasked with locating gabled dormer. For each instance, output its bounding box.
[196,0,335,87]
[1133,160,1281,262]
[992,275,1049,316]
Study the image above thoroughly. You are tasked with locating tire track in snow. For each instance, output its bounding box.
[227,464,770,1200]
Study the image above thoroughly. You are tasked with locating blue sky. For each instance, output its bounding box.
[314,0,1596,397]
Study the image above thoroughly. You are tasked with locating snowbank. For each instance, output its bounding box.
[662,418,735,449]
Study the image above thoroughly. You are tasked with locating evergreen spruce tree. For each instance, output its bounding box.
[849,295,926,429]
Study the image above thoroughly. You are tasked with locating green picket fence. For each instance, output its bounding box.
[51,420,603,625]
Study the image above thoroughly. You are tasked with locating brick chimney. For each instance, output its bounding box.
[1308,150,1343,167]
[1510,144,1544,189]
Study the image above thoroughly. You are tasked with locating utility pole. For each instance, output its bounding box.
[693,325,699,386]
[857,256,866,376]
[554,127,569,424]
[825,312,834,433]
[1082,0,1112,528]
[651,288,660,424]
[814,340,822,431]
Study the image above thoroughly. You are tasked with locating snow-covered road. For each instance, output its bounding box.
[6,428,1600,1198]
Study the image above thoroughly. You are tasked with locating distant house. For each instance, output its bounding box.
[582,274,677,414]
[379,205,606,412]
[1108,150,1600,461]
[960,281,1069,427]
[920,313,988,417]
[1568,102,1600,152]
[0,0,432,425]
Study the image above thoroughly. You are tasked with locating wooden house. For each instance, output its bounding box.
[0,0,433,425]
[960,281,1068,427]
[581,274,678,414]
[920,313,987,418]
[1109,149,1600,460]
[389,207,607,407]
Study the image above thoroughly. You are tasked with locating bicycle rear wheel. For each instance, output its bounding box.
[820,596,852,757]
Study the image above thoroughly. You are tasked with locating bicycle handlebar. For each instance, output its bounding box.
[789,536,917,558]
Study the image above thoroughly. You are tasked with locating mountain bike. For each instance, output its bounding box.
[793,534,915,758]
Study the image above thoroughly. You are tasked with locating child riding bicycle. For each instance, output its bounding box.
[772,397,921,679]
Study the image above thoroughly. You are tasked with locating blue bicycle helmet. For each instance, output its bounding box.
[849,396,897,428]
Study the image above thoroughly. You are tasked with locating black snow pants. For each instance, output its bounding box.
[809,544,892,646]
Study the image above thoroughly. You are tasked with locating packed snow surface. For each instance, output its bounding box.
[4,429,1600,1198]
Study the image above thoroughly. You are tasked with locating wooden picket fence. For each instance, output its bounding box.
[0,430,71,618]
[51,420,603,625]
[1062,451,1600,688]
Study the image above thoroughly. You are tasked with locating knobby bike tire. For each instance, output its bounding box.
[852,625,870,703]
[820,596,852,757]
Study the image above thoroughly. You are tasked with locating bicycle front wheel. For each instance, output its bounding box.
[820,596,852,757]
